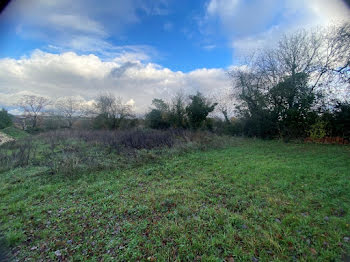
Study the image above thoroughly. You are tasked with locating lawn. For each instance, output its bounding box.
[0,138,349,261]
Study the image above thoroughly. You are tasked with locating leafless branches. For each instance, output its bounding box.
[94,93,134,129]
[55,97,85,128]
[19,95,50,128]
[230,22,350,112]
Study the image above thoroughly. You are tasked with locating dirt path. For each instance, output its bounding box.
[0,131,14,146]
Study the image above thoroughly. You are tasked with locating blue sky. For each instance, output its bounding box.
[0,0,234,71]
[0,0,349,113]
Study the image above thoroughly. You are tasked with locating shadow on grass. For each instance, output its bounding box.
[0,238,10,262]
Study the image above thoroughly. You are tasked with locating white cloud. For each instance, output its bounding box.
[0,50,231,114]
[204,0,350,53]
[203,44,217,50]
[2,0,170,54]
[8,108,23,116]
[205,0,283,36]
[126,99,135,106]
[207,0,240,16]
[47,14,107,37]
[285,0,350,24]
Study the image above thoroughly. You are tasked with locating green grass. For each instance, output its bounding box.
[0,126,28,139]
[0,139,350,261]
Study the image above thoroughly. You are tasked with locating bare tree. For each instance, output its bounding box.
[266,23,350,91]
[335,22,350,83]
[19,95,50,129]
[211,86,236,122]
[319,22,350,86]
[230,23,350,110]
[55,97,84,128]
[250,29,324,91]
[94,93,134,129]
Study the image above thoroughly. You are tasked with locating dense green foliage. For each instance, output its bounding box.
[223,101,350,141]
[168,95,188,128]
[145,92,216,130]
[145,109,170,129]
[0,138,349,261]
[234,73,317,139]
[0,108,12,129]
[186,92,217,129]
[145,99,171,129]
[332,103,350,138]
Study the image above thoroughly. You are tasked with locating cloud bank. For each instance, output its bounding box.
[204,0,350,54]
[0,50,230,113]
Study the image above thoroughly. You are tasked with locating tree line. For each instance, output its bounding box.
[0,91,218,132]
[0,22,349,141]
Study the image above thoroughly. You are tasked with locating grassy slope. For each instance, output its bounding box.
[0,139,350,261]
[0,126,28,139]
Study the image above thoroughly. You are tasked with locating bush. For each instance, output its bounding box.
[118,129,174,149]
[93,113,111,129]
[241,111,278,139]
[308,120,328,140]
[186,92,217,129]
[227,120,243,136]
[0,138,35,172]
[41,116,65,130]
[333,103,350,139]
[145,109,170,129]
[0,109,12,129]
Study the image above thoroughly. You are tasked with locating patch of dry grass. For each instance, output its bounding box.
[0,131,14,146]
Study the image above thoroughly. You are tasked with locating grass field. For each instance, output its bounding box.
[0,138,350,261]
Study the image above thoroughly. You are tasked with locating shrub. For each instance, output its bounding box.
[226,120,243,136]
[308,120,328,140]
[186,92,217,129]
[333,103,350,139]
[93,113,111,129]
[241,111,278,139]
[118,129,174,149]
[41,116,65,130]
[145,109,170,129]
[0,138,36,172]
[0,109,12,129]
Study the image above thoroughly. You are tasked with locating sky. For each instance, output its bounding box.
[0,0,349,114]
